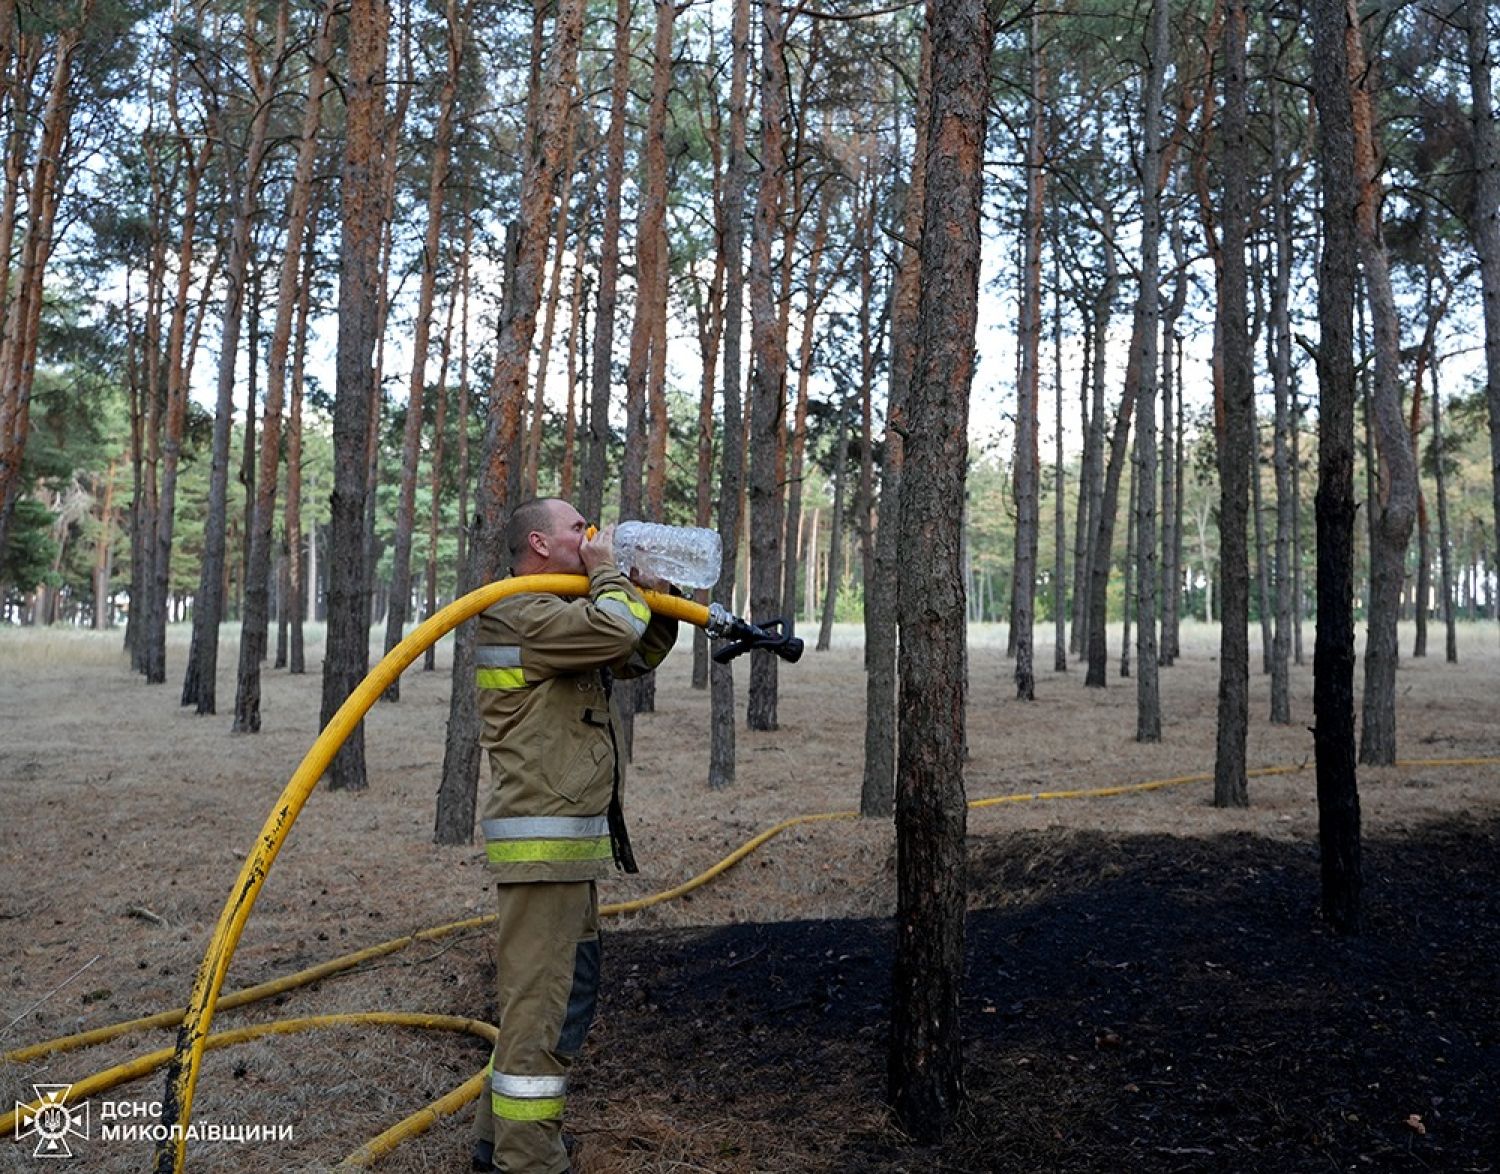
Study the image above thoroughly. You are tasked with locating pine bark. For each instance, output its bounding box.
[423,275,458,673]
[435,0,584,837]
[709,0,751,790]
[1350,2,1417,767]
[889,0,990,1140]
[1430,356,1458,663]
[234,0,334,731]
[1121,454,1135,678]
[817,395,849,652]
[0,6,89,568]
[1214,0,1251,807]
[782,191,831,636]
[1133,0,1166,740]
[580,0,632,523]
[1465,0,1500,646]
[146,92,213,686]
[1053,227,1066,673]
[1268,86,1295,723]
[1083,299,1142,687]
[321,0,388,790]
[182,5,287,715]
[1159,224,1187,665]
[746,0,790,730]
[862,37,928,819]
[1311,0,1362,934]
[381,0,461,701]
[1012,8,1045,701]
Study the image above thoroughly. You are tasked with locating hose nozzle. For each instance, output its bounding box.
[705,603,804,663]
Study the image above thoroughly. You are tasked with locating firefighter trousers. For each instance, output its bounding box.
[472,880,600,1173]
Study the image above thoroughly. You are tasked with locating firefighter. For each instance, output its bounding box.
[470,497,678,1173]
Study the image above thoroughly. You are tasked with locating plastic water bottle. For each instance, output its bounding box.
[612,521,723,589]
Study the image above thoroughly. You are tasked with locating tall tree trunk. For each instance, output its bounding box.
[1430,357,1458,663]
[1121,453,1136,678]
[1083,304,1140,687]
[1292,370,1305,665]
[747,0,790,730]
[423,272,458,672]
[1214,0,1251,806]
[1465,0,1500,647]
[817,396,849,652]
[435,0,584,837]
[235,0,334,731]
[709,0,750,790]
[782,190,831,635]
[182,5,287,715]
[322,0,388,790]
[691,246,725,691]
[617,0,675,732]
[1012,6,1045,701]
[689,65,727,689]
[1311,0,1362,934]
[1252,410,1272,671]
[239,266,260,627]
[580,0,632,523]
[1133,0,1166,739]
[1160,223,1187,666]
[1351,1,1417,767]
[1052,224,1066,673]
[1269,80,1295,723]
[523,149,580,497]
[889,0,990,1140]
[1069,307,1094,657]
[92,458,117,628]
[381,1,460,701]
[0,8,89,568]
[863,36,929,819]
[287,196,320,676]
[147,117,213,686]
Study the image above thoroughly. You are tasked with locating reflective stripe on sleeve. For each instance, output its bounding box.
[474,645,523,668]
[597,591,649,636]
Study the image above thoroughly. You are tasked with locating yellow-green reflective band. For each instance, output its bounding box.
[486,837,613,864]
[598,591,650,632]
[476,666,527,690]
[492,1093,565,1122]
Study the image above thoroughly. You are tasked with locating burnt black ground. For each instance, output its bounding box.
[576,818,1499,1172]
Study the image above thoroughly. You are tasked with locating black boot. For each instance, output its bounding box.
[470,1138,494,1171]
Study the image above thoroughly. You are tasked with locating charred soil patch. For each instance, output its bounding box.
[572,819,1500,1173]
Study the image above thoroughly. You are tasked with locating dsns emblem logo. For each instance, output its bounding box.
[14,1085,89,1158]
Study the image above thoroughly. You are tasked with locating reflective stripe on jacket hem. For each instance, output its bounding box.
[482,816,610,840]
[486,837,613,864]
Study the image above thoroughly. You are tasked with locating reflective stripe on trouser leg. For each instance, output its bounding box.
[487,880,600,1174]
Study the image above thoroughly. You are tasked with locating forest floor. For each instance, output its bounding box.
[1,619,1497,1172]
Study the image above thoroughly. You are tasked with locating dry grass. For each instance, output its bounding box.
[2,615,1497,1171]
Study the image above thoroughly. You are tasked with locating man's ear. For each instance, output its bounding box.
[528,529,549,560]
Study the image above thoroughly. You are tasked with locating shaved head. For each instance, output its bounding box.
[507,498,566,562]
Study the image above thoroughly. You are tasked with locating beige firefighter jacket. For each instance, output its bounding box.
[476,561,678,883]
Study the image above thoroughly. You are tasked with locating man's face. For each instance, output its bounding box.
[539,501,589,573]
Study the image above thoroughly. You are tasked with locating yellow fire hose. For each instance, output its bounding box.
[4,750,1497,1163]
[143,574,706,1174]
[2,557,1494,1170]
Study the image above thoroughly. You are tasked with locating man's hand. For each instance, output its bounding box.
[580,524,615,576]
[628,568,673,595]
